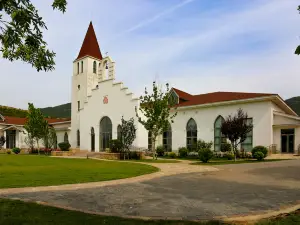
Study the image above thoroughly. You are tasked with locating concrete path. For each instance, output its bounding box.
[1,159,300,222]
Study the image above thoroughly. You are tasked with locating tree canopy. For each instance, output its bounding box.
[0,0,67,71]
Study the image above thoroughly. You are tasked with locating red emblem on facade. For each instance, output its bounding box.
[103,96,108,104]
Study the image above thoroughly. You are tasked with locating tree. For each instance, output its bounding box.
[24,133,35,151]
[120,117,136,159]
[24,103,48,154]
[0,0,67,71]
[295,6,300,55]
[135,82,177,159]
[0,135,5,149]
[42,125,57,152]
[221,108,253,161]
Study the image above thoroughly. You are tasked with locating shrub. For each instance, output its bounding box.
[168,152,176,158]
[220,143,231,152]
[253,151,264,161]
[197,139,213,151]
[252,146,268,158]
[198,148,213,163]
[109,139,123,153]
[12,147,21,154]
[58,142,71,151]
[6,150,11,154]
[156,146,165,157]
[178,147,188,158]
[225,152,234,160]
[128,151,142,160]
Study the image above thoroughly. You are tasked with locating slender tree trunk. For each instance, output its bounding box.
[37,139,40,155]
[152,135,157,160]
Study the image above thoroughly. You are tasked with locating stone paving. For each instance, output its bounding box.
[1,159,300,221]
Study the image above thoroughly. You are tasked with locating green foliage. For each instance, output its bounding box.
[6,150,11,154]
[109,139,123,153]
[198,149,213,163]
[12,147,21,154]
[224,152,234,160]
[24,103,48,153]
[220,143,231,152]
[128,151,143,160]
[42,126,57,150]
[0,0,67,71]
[120,117,136,152]
[168,152,176,158]
[252,145,268,158]
[285,97,300,116]
[178,147,188,158]
[40,103,71,118]
[197,139,213,151]
[156,145,165,157]
[253,151,265,161]
[24,133,35,150]
[0,105,27,117]
[135,82,177,159]
[58,142,70,151]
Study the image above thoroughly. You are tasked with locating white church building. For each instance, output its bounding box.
[69,22,300,154]
[1,22,300,154]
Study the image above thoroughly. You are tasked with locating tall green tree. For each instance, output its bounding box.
[0,0,67,71]
[120,117,136,159]
[295,5,300,55]
[135,82,177,159]
[24,103,48,154]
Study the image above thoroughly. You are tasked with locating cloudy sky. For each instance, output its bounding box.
[1,0,299,109]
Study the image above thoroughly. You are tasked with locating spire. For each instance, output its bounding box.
[76,22,103,60]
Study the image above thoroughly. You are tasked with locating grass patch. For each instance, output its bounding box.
[0,155,158,188]
[1,199,300,225]
[0,198,224,225]
[191,159,287,165]
[127,159,180,163]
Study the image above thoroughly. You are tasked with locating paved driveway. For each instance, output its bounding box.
[2,160,300,220]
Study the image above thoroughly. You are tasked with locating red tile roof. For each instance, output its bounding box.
[76,22,103,61]
[1,116,70,126]
[172,88,276,107]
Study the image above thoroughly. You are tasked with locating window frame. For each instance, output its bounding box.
[186,118,197,151]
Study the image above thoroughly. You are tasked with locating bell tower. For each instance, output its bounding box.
[71,22,115,149]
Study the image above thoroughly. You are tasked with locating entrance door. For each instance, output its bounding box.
[281,129,294,153]
[6,130,16,149]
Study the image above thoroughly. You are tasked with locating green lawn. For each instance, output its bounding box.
[191,159,287,166]
[0,155,159,188]
[0,199,299,225]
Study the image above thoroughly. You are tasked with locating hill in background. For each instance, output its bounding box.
[1,97,299,119]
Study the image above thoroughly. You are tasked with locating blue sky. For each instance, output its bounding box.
[0,0,299,109]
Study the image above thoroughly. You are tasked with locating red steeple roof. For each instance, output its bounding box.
[76,22,103,60]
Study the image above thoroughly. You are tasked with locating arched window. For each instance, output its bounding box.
[64,132,68,142]
[186,118,197,151]
[148,131,152,151]
[214,116,225,151]
[54,133,57,149]
[91,127,95,152]
[241,118,253,152]
[100,117,112,151]
[77,62,79,74]
[81,61,83,73]
[77,130,80,147]
[93,61,97,73]
[117,125,122,141]
[163,123,172,152]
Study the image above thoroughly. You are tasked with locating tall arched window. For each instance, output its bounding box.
[64,132,68,142]
[214,116,225,151]
[77,62,79,74]
[81,61,83,73]
[54,133,57,149]
[148,131,152,151]
[91,127,95,152]
[117,125,122,141]
[163,123,172,152]
[100,117,112,151]
[77,130,80,147]
[186,118,197,151]
[93,61,97,73]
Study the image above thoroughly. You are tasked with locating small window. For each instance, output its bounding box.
[77,62,79,74]
[77,101,80,111]
[77,85,80,90]
[81,61,83,73]
[64,132,69,142]
[93,61,97,73]
[77,130,80,147]
[96,85,99,89]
